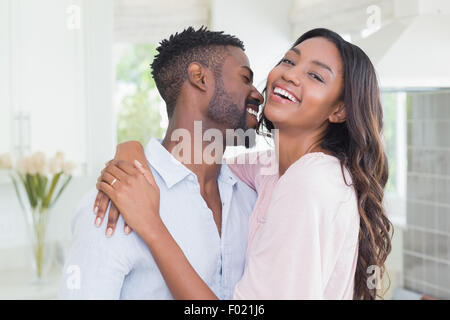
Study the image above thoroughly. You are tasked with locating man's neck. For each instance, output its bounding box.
[161,116,225,187]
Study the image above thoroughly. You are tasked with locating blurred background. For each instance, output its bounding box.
[0,0,449,299]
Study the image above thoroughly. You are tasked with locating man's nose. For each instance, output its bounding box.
[250,87,264,106]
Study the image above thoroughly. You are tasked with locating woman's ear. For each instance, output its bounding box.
[329,103,346,123]
[187,62,208,92]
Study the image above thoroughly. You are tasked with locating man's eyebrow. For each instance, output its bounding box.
[290,47,300,55]
[312,60,334,76]
[241,66,254,80]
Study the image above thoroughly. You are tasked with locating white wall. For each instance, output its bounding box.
[211,0,293,90]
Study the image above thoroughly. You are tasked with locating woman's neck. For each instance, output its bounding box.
[275,128,326,176]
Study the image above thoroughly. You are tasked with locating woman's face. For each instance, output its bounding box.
[264,37,345,133]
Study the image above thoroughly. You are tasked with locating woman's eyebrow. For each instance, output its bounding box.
[289,47,334,76]
[311,60,334,76]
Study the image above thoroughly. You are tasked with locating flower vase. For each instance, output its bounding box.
[22,205,54,284]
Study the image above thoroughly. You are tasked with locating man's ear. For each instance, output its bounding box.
[187,62,208,92]
[328,102,346,123]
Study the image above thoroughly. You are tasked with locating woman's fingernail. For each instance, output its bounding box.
[94,206,98,214]
[125,226,131,234]
[106,227,113,237]
[95,217,102,227]
[134,160,143,168]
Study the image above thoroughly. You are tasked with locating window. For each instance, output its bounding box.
[114,43,167,146]
[381,91,407,226]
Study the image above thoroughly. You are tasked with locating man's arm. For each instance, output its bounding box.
[59,188,133,299]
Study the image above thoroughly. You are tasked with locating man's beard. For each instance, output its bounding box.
[207,80,256,148]
[207,78,248,131]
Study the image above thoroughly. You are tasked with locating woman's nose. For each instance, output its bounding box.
[282,68,301,87]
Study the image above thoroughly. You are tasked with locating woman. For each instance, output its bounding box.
[95,28,393,299]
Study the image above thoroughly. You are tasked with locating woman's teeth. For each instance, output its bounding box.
[247,108,258,117]
[273,87,299,103]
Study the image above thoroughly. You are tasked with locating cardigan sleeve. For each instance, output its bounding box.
[226,150,278,192]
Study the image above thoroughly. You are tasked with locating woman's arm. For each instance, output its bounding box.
[94,140,149,236]
[142,218,218,300]
[97,160,219,300]
[226,150,277,191]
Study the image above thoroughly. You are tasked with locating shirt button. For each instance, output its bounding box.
[188,175,194,182]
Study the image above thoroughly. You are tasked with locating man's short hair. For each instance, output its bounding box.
[151,26,245,117]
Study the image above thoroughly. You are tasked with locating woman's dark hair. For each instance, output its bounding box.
[258,28,393,300]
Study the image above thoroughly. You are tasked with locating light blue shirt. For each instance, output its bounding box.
[59,138,257,299]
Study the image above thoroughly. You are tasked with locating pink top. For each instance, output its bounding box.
[227,151,360,299]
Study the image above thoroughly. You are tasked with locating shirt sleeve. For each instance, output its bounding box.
[226,150,278,191]
[233,159,354,299]
[59,189,134,299]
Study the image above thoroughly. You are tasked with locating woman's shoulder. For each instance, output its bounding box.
[269,153,358,227]
[276,152,354,201]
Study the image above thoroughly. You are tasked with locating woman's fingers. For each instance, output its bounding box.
[113,159,139,176]
[124,222,132,235]
[103,163,128,184]
[106,202,120,237]
[97,181,116,204]
[94,191,111,227]
[134,160,157,186]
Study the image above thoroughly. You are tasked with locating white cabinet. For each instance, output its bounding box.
[0,0,114,287]
[0,0,88,175]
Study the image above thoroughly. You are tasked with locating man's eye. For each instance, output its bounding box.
[243,76,251,83]
[281,58,294,66]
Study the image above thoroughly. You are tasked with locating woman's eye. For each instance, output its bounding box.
[243,76,251,83]
[309,73,324,83]
[281,58,294,66]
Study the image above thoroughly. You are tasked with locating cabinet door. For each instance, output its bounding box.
[10,0,87,167]
[0,0,12,182]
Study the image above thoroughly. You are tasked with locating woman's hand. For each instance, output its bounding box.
[93,140,148,236]
[96,159,162,238]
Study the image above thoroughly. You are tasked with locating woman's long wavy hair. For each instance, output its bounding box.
[258,28,393,299]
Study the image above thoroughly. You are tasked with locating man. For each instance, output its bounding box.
[59,26,263,299]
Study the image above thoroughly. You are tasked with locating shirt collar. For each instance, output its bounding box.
[218,162,238,187]
[145,138,238,189]
[144,138,192,189]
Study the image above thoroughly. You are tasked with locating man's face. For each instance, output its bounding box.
[207,47,264,133]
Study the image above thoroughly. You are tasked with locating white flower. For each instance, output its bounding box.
[48,152,65,174]
[17,156,29,175]
[29,152,47,175]
[0,153,12,170]
[62,161,76,176]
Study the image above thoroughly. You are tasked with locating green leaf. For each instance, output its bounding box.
[10,173,26,211]
[26,174,38,208]
[49,175,72,208]
[42,173,62,210]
